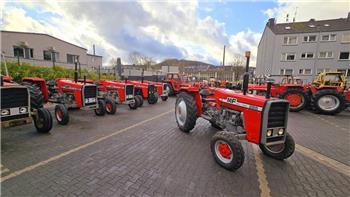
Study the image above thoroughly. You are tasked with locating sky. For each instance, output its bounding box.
[1,0,349,67]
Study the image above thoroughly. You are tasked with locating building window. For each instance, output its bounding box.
[44,51,60,61]
[321,34,336,41]
[283,36,297,45]
[67,54,79,64]
[317,68,331,74]
[298,69,311,75]
[301,52,314,59]
[280,69,293,75]
[13,46,33,59]
[303,35,317,42]
[339,52,350,60]
[342,33,350,43]
[43,51,52,60]
[319,51,333,58]
[281,53,296,61]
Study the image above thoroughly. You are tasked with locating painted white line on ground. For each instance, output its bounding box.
[253,145,271,197]
[296,144,350,177]
[0,110,174,183]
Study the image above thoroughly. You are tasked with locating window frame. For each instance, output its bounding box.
[303,35,317,42]
[341,32,350,43]
[339,52,350,60]
[301,52,314,59]
[281,53,296,61]
[319,51,333,59]
[283,36,298,45]
[320,33,336,41]
[67,54,79,64]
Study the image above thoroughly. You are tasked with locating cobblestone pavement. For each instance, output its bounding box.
[1,98,350,197]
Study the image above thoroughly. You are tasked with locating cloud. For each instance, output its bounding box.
[1,1,261,67]
[263,0,349,23]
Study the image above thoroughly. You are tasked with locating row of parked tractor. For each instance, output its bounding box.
[1,68,170,134]
[247,72,350,115]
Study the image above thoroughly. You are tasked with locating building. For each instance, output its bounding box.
[1,31,102,69]
[256,13,350,83]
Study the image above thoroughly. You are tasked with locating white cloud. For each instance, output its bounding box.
[264,0,349,23]
[1,1,261,67]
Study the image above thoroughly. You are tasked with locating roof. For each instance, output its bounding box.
[1,30,87,50]
[267,15,350,34]
[87,53,103,58]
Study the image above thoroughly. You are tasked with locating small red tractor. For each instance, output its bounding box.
[248,75,308,112]
[126,80,159,106]
[96,79,140,111]
[162,73,201,95]
[175,52,295,171]
[145,81,169,101]
[307,72,349,115]
[1,73,52,133]
[23,65,106,125]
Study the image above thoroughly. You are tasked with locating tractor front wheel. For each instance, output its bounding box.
[148,93,158,104]
[175,92,198,132]
[259,133,295,160]
[312,89,345,115]
[55,104,69,125]
[34,108,53,133]
[105,98,117,115]
[280,89,307,112]
[128,98,138,110]
[210,131,245,171]
[95,99,106,116]
[136,95,143,107]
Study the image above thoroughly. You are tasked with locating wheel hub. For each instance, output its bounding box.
[214,140,233,163]
[318,95,340,111]
[176,100,187,126]
[218,143,232,159]
[106,103,112,112]
[286,93,303,107]
[56,110,62,121]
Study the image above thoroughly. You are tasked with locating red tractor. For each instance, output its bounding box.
[162,73,200,96]
[249,75,308,112]
[1,75,53,133]
[126,80,158,106]
[96,79,139,111]
[23,75,106,125]
[174,52,295,171]
[145,81,169,101]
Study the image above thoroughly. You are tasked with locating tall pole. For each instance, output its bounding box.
[222,45,226,66]
[93,44,96,70]
[242,51,251,95]
[52,51,55,69]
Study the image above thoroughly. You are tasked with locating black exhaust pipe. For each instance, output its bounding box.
[141,69,144,83]
[0,75,3,86]
[242,51,250,95]
[83,75,86,84]
[74,60,78,83]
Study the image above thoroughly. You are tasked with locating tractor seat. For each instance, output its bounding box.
[200,89,214,97]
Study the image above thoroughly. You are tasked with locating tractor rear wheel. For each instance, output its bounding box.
[280,89,307,112]
[55,104,69,125]
[21,82,44,110]
[211,131,244,171]
[128,98,138,110]
[312,89,345,115]
[175,92,198,132]
[136,95,143,107]
[95,99,106,116]
[148,92,158,104]
[161,96,168,101]
[105,98,116,115]
[259,133,295,160]
[34,108,53,133]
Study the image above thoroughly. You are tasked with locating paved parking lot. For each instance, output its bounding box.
[1,97,350,197]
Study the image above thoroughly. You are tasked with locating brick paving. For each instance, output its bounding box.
[1,97,350,196]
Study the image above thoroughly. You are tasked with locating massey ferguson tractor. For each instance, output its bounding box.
[145,81,169,101]
[249,75,308,112]
[126,80,159,106]
[175,51,295,171]
[162,73,201,96]
[23,62,106,125]
[1,68,52,133]
[307,72,349,115]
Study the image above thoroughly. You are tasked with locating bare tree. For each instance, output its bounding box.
[128,51,155,70]
[229,54,245,81]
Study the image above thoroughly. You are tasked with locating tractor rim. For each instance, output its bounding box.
[176,100,187,126]
[106,103,112,112]
[215,140,233,163]
[265,143,285,154]
[56,110,63,121]
[285,93,304,108]
[318,95,340,111]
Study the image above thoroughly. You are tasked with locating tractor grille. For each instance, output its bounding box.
[267,102,288,128]
[125,84,134,100]
[148,84,156,94]
[83,85,97,106]
[1,87,28,109]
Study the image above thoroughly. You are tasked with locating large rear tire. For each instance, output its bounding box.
[311,89,345,115]
[105,98,117,115]
[259,133,295,160]
[95,99,106,116]
[148,92,158,104]
[55,104,69,125]
[210,131,245,171]
[280,89,308,112]
[34,108,53,133]
[175,92,197,132]
[21,82,44,110]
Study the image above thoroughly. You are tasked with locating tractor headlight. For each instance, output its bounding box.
[278,128,284,135]
[19,107,27,113]
[1,109,10,116]
[267,129,273,137]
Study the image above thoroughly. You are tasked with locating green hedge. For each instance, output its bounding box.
[1,61,115,82]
